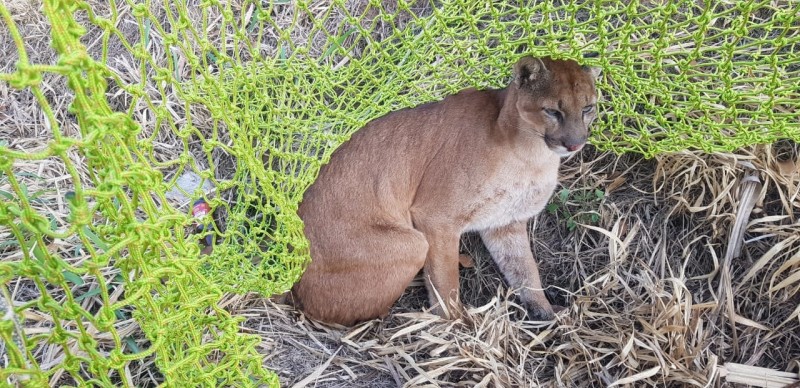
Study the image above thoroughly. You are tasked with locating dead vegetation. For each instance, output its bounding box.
[232,144,800,387]
[2,0,799,387]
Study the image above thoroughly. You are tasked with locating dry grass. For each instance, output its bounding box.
[2,1,800,387]
[231,144,800,387]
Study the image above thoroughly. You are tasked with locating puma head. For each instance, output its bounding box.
[512,55,602,157]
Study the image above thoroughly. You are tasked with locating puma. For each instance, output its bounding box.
[291,55,602,326]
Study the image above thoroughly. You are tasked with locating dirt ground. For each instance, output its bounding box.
[2,1,799,387]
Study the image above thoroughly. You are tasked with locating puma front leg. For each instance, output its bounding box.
[418,228,462,319]
[479,220,558,321]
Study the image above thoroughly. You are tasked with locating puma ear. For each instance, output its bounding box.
[514,56,549,87]
[584,65,602,81]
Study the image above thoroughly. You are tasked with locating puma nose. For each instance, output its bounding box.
[564,142,584,152]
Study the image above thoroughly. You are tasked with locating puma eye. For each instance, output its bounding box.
[543,108,562,120]
[582,105,595,114]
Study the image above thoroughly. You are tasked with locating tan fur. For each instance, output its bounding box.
[291,56,601,326]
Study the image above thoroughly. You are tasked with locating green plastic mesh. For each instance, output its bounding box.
[1,0,798,385]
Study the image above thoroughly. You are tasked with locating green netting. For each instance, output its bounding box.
[1,0,798,386]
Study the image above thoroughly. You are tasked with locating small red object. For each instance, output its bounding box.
[192,199,214,246]
[192,200,211,218]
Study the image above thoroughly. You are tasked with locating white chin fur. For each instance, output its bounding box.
[550,146,576,158]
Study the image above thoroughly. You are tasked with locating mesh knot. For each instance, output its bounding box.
[107,349,126,370]
[42,249,63,283]
[133,44,149,60]
[93,17,114,32]
[16,258,37,278]
[111,112,141,137]
[696,13,710,26]
[65,301,88,321]
[126,84,146,98]
[9,63,43,89]
[59,51,92,71]
[222,9,234,23]
[131,4,149,17]
[121,164,163,190]
[153,67,173,83]
[766,76,781,91]
[163,33,178,47]
[175,15,191,30]
[96,306,117,331]
[77,114,111,141]
[126,223,147,244]
[51,324,69,344]
[0,202,13,225]
[49,139,74,156]
[71,202,93,226]
[720,90,737,105]
[87,349,110,376]
[63,354,82,373]
[202,139,218,153]
[23,209,51,238]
